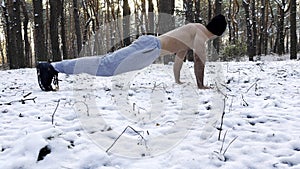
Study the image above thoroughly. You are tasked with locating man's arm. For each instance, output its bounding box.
[193,34,210,89]
[173,51,186,84]
[194,53,209,89]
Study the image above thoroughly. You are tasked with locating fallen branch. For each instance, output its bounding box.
[0,97,37,106]
[52,99,61,125]
[106,125,147,153]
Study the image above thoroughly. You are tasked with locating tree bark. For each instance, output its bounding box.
[50,0,62,61]
[276,1,285,55]
[1,2,11,67]
[157,0,175,34]
[148,0,155,34]
[33,0,47,61]
[21,0,32,67]
[184,0,194,23]
[250,0,257,61]
[73,0,82,57]
[7,0,25,68]
[123,0,131,46]
[213,0,223,53]
[243,0,255,60]
[60,0,68,59]
[290,0,297,59]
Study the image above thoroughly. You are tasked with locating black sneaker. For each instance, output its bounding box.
[36,62,59,91]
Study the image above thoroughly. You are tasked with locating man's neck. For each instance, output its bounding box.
[204,29,216,40]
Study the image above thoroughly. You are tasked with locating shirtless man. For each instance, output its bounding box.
[37,14,227,91]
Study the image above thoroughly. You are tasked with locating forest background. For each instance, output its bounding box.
[0,0,299,69]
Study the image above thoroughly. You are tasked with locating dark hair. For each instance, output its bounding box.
[205,14,227,36]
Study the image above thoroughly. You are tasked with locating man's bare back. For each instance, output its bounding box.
[157,23,217,89]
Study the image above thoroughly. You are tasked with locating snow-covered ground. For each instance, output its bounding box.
[0,58,300,169]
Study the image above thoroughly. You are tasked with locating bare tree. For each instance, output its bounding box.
[258,0,267,55]
[20,0,32,67]
[50,0,62,61]
[157,0,175,34]
[148,0,155,34]
[60,0,68,59]
[73,0,82,57]
[243,0,255,60]
[195,0,201,23]
[251,0,257,61]
[33,0,47,61]
[157,0,175,64]
[213,0,223,53]
[1,1,11,67]
[123,0,131,46]
[6,0,25,68]
[290,0,297,59]
[184,0,194,23]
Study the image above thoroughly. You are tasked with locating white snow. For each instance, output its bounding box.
[0,57,300,169]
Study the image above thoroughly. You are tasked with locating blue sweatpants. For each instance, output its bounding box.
[52,35,161,76]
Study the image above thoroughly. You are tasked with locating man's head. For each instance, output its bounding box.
[206,14,227,36]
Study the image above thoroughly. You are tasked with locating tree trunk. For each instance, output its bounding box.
[290,0,297,59]
[258,0,266,56]
[1,2,11,67]
[195,0,201,23]
[276,1,285,55]
[208,0,212,20]
[123,0,131,46]
[7,0,25,69]
[73,0,82,57]
[243,0,255,60]
[232,0,240,44]
[60,0,68,59]
[213,0,222,53]
[158,0,175,64]
[50,0,62,61]
[148,0,155,34]
[228,0,233,44]
[250,0,257,61]
[157,0,175,34]
[141,0,146,34]
[21,0,32,67]
[184,0,194,23]
[184,0,194,61]
[33,0,47,61]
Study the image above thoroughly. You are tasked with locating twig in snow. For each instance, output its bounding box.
[0,97,37,106]
[217,98,227,141]
[241,94,249,106]
[214,130,238,161]
[219,83,232,92]
[219,130,228,154]
[23,92,32,98]
[106,125,147,153]
[152,82,166,93]
[52,99,61,125]
[215,82,228,98]
[223,136,238,156]
[246,80,259,93]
